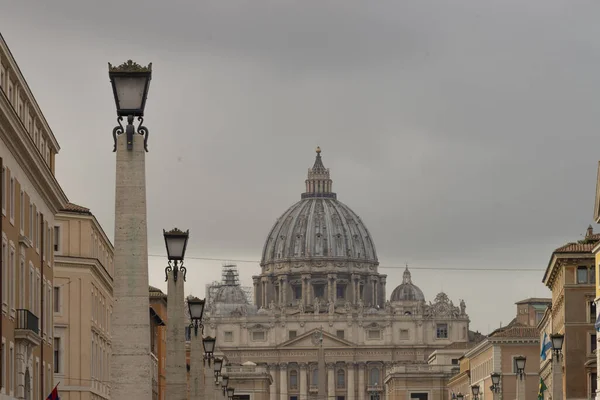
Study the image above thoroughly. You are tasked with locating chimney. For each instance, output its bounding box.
[587,225,594,238]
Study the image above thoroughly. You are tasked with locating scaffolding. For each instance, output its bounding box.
[206,263,253,307]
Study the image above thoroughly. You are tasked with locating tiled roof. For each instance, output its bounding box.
[515,298,551,305]
[554,242,597,253]
[61,202,91,215]
[489,320,539,339]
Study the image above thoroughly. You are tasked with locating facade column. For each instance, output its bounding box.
[269,364,278,400]
[299,363,308,400]
[553,355,564,400]
[380,277,386,306]
[327,363,335,400]
[327,276,333,302]
[347,362,355,400]
[357,363,365,400]
[307,279,313,305]
[166,266,187,400]
[262,278,269,307]
[332,275,338,303]
[189,331,205,400]
[281,276,288,306]
[253,277,260,308]
[301,276,307,306]
[279,363,288,400]
[111,131,152,400]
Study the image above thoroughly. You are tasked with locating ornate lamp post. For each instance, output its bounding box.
[188,296,211,400]
[471,384,480,400]
[109,60,152,152]
[514,355,527,400]
[551,334,564,400]
[203,336,217,366]
[227,387,235,400]
[213,357,224,383]
[108,59,153,400]
[456,393,464,400]
[163,228,190,400]
[221,375,229,397]
[490,372,501,400]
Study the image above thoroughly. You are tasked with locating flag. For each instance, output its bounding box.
[541,332,552,361]
[46,383,59,400]
[538,377,547,400]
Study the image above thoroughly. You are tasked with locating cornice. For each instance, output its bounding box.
[0,95,68,213]
[464,338,491,359]
[0,35,60,150]
[487,337,539,345]
[55,256,113,294]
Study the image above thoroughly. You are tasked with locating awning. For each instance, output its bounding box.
[150,307,166,326]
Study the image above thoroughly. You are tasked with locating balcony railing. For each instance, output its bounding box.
[15,309,39,334]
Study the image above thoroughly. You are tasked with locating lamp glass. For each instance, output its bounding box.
[456,394,464,400]
[515,356,526,370]
[551,334,564,351]
[227,388,235,397]
[222,376,229,387]
[188,298,205,321]
[471,385,480,396]
[214,358,223,373]
[163,228,189,261]
[203,336,216,354]
[113,76,147,112]
[491,372,500,385]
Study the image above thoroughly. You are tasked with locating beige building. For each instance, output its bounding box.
[191,149,477,400]
[447,298,543,400]
[541,227,598,399]
[53,203,114,400]
[0,32,69,400]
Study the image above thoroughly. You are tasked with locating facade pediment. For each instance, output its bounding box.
[279,329,356,348]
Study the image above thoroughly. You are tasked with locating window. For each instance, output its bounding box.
[369,368,380,385]
[590,301,597,323]
[9,344,14,395]
[29,266,33,311]
[578,266,589,284]
[399,329,409,340]
[311,369,318,385]
[252,331,265,341]
[336,330,345,339]
[29,204,33,239]
[54,287,60,313]
[53,226,60,252]
[1,167,5,214]
[591,372,598,399]
[53,338,60,373]
[436,324,448,339]
[592,266,597,285]
[289,370,298,389]
[336,369,345,388]
[292,285,302,300]
[367,329,381,340]
[224,331,233,342]
[451,359,459,365]
[0,339,5,391]
[1,239,6,308]
[535,311,544,324]
[19,259,25,309]
[9,248,15,313]
[410,394,429,400]
[336,285,346,299]
[591,333,597,355]
[9,177,14,222]
[19,191,24,233]
[313,284,325,299]
[288,330,297,340]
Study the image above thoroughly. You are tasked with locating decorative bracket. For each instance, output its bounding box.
[113,115,149,152]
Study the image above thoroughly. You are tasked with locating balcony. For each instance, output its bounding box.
[14,309,41,347]
[367,385,383,392]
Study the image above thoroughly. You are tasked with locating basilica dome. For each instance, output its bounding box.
[214,269,248,304]
[390,267,425,302]
[260,148,378,266]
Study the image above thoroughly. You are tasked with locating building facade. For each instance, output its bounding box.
[196,149,473,400]
[0,32,69,400]
[149,287,167,400]
[542,227,598,399]
[53,203,114,400]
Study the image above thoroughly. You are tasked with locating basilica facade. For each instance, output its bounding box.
[199,149,474,400]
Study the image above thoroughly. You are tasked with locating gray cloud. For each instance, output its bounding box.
[2,0,599,332]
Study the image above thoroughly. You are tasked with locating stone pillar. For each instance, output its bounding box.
[281,276,288,306]
[347,362,355,400]
[516,373,526,400]
[553,356,563,400]
[253,277,260,308]
[352,275,357,304]
[299,363,308,400]
[190,331,205,400]
[166,267,187,400]
[269,364,277,400]
[111,131,153,400]
[262,278,269,307]
[327,363,335,400]
[279,363,288,400]
[332,275,338,303]
[327,276,333,302]
[357,363,365,400]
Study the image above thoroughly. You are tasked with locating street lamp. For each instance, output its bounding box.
[188,297,206,337]
[471,384,480,400]
[203,336,216,366]
[456,393,464,400]
[214,357,224,380]
[108,60,152,151]
[227,387,235,400]
[221,375,229,396]
[551,333,564,360]
[164,228,190,282]
[490,372,501,393]
[514,356,526,380]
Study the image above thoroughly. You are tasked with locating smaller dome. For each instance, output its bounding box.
[390,266,425,302]
[214,285,248,304]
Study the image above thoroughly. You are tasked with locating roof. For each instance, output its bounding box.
[488,320,539,339]
[515,298,551,305]
[61,202,91,215]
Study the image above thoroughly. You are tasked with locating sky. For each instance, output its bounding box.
[1,0,600,334]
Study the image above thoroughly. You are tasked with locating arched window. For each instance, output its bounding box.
[312,368,318,385]
[290,370,298,389]
[337,369,345,388]
[369,368,380,386]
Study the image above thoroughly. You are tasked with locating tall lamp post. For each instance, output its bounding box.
[514,355,527,400]
[551,334,564,400]
[164,228,190,400]
[108,60,153,400]
[490,372,501,400]
[188,296,214,400]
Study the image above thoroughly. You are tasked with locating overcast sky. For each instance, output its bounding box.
[2,0,600,334]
